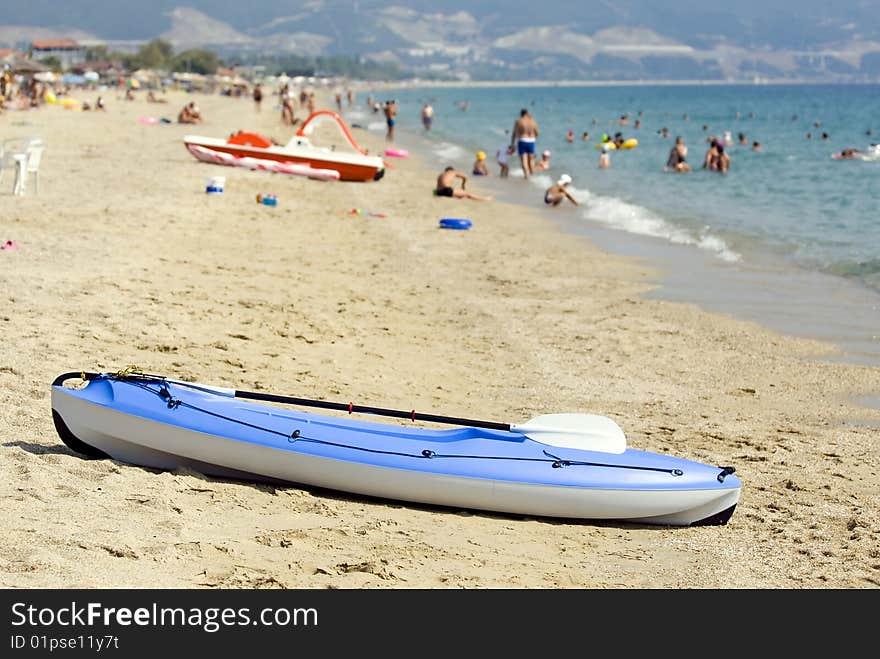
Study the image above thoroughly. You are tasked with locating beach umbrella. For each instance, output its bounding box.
[62,73,86,85]
[33,71,56,82]
[3,54,48,74]
[83,71,99,82]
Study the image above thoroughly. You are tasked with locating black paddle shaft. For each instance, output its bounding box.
[234,390,512,431]
[51,371,513,432]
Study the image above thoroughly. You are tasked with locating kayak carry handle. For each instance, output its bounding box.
[52,371,100,387]
[717,466,736,483]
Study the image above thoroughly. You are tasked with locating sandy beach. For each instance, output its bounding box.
[1,89,878,589]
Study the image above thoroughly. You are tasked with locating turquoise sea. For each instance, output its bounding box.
[353,84,880,366]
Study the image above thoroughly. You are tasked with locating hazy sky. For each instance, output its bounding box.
[3,0,877,48]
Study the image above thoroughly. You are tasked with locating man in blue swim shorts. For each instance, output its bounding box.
[510,108,539,179]
[384,100,398,142]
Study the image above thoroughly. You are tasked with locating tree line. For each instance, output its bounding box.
[78,40,220,74]
[40,39,409,79]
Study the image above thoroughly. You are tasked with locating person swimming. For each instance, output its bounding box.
[837,148,863,160]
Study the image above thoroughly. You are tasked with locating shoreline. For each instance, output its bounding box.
[1,89,879,588]
[386,118,880,376]
[376,79,880,90]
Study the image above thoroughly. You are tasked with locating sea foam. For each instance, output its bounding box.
[524,174,741,263]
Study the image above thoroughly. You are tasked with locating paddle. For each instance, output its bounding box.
[52,372,626,454]
[159,377,627,454]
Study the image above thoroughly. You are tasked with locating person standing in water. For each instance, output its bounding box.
[666,136,691,172]
[599,143,611,169]
[421,102,434,131]
[496,143,513,178]
[703,139,720,170]
[384,100,398,142]
[717,145,730,172]
[510,108,539,179]
[535,150,552,170]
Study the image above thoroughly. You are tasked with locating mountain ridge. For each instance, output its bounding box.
[3,2,879,80]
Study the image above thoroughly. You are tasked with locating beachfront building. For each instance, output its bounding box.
[30,39,85,70]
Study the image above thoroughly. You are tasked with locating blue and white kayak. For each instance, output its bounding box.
[50,372,740,527]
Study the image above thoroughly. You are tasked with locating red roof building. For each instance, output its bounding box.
[31,39,85,69]
[31,39,81,50]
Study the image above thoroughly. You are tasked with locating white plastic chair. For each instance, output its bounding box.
[0,139,19,188]
[11,153,27,195]
[2,137,40,192]
[12,139,45,196]
[24,141,45,194]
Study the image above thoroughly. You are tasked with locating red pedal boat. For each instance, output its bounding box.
[184,111,386,182]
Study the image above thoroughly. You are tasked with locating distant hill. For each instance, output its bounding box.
[3,1,880,81]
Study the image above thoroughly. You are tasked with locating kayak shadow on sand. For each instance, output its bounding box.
[8,439,675,529]
[4,439,85,458]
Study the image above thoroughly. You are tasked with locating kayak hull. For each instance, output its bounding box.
[51,375,740,527]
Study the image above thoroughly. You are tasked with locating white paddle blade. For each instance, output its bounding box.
[510,413,627,454]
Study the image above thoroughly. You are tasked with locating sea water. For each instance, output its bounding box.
[360,83,880,367]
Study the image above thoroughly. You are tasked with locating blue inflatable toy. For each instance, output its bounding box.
[439,218,472,230]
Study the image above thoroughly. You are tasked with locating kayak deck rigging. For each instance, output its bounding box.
[114,375,696,477]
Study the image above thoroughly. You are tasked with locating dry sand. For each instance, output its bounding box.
[1,89,878,589]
